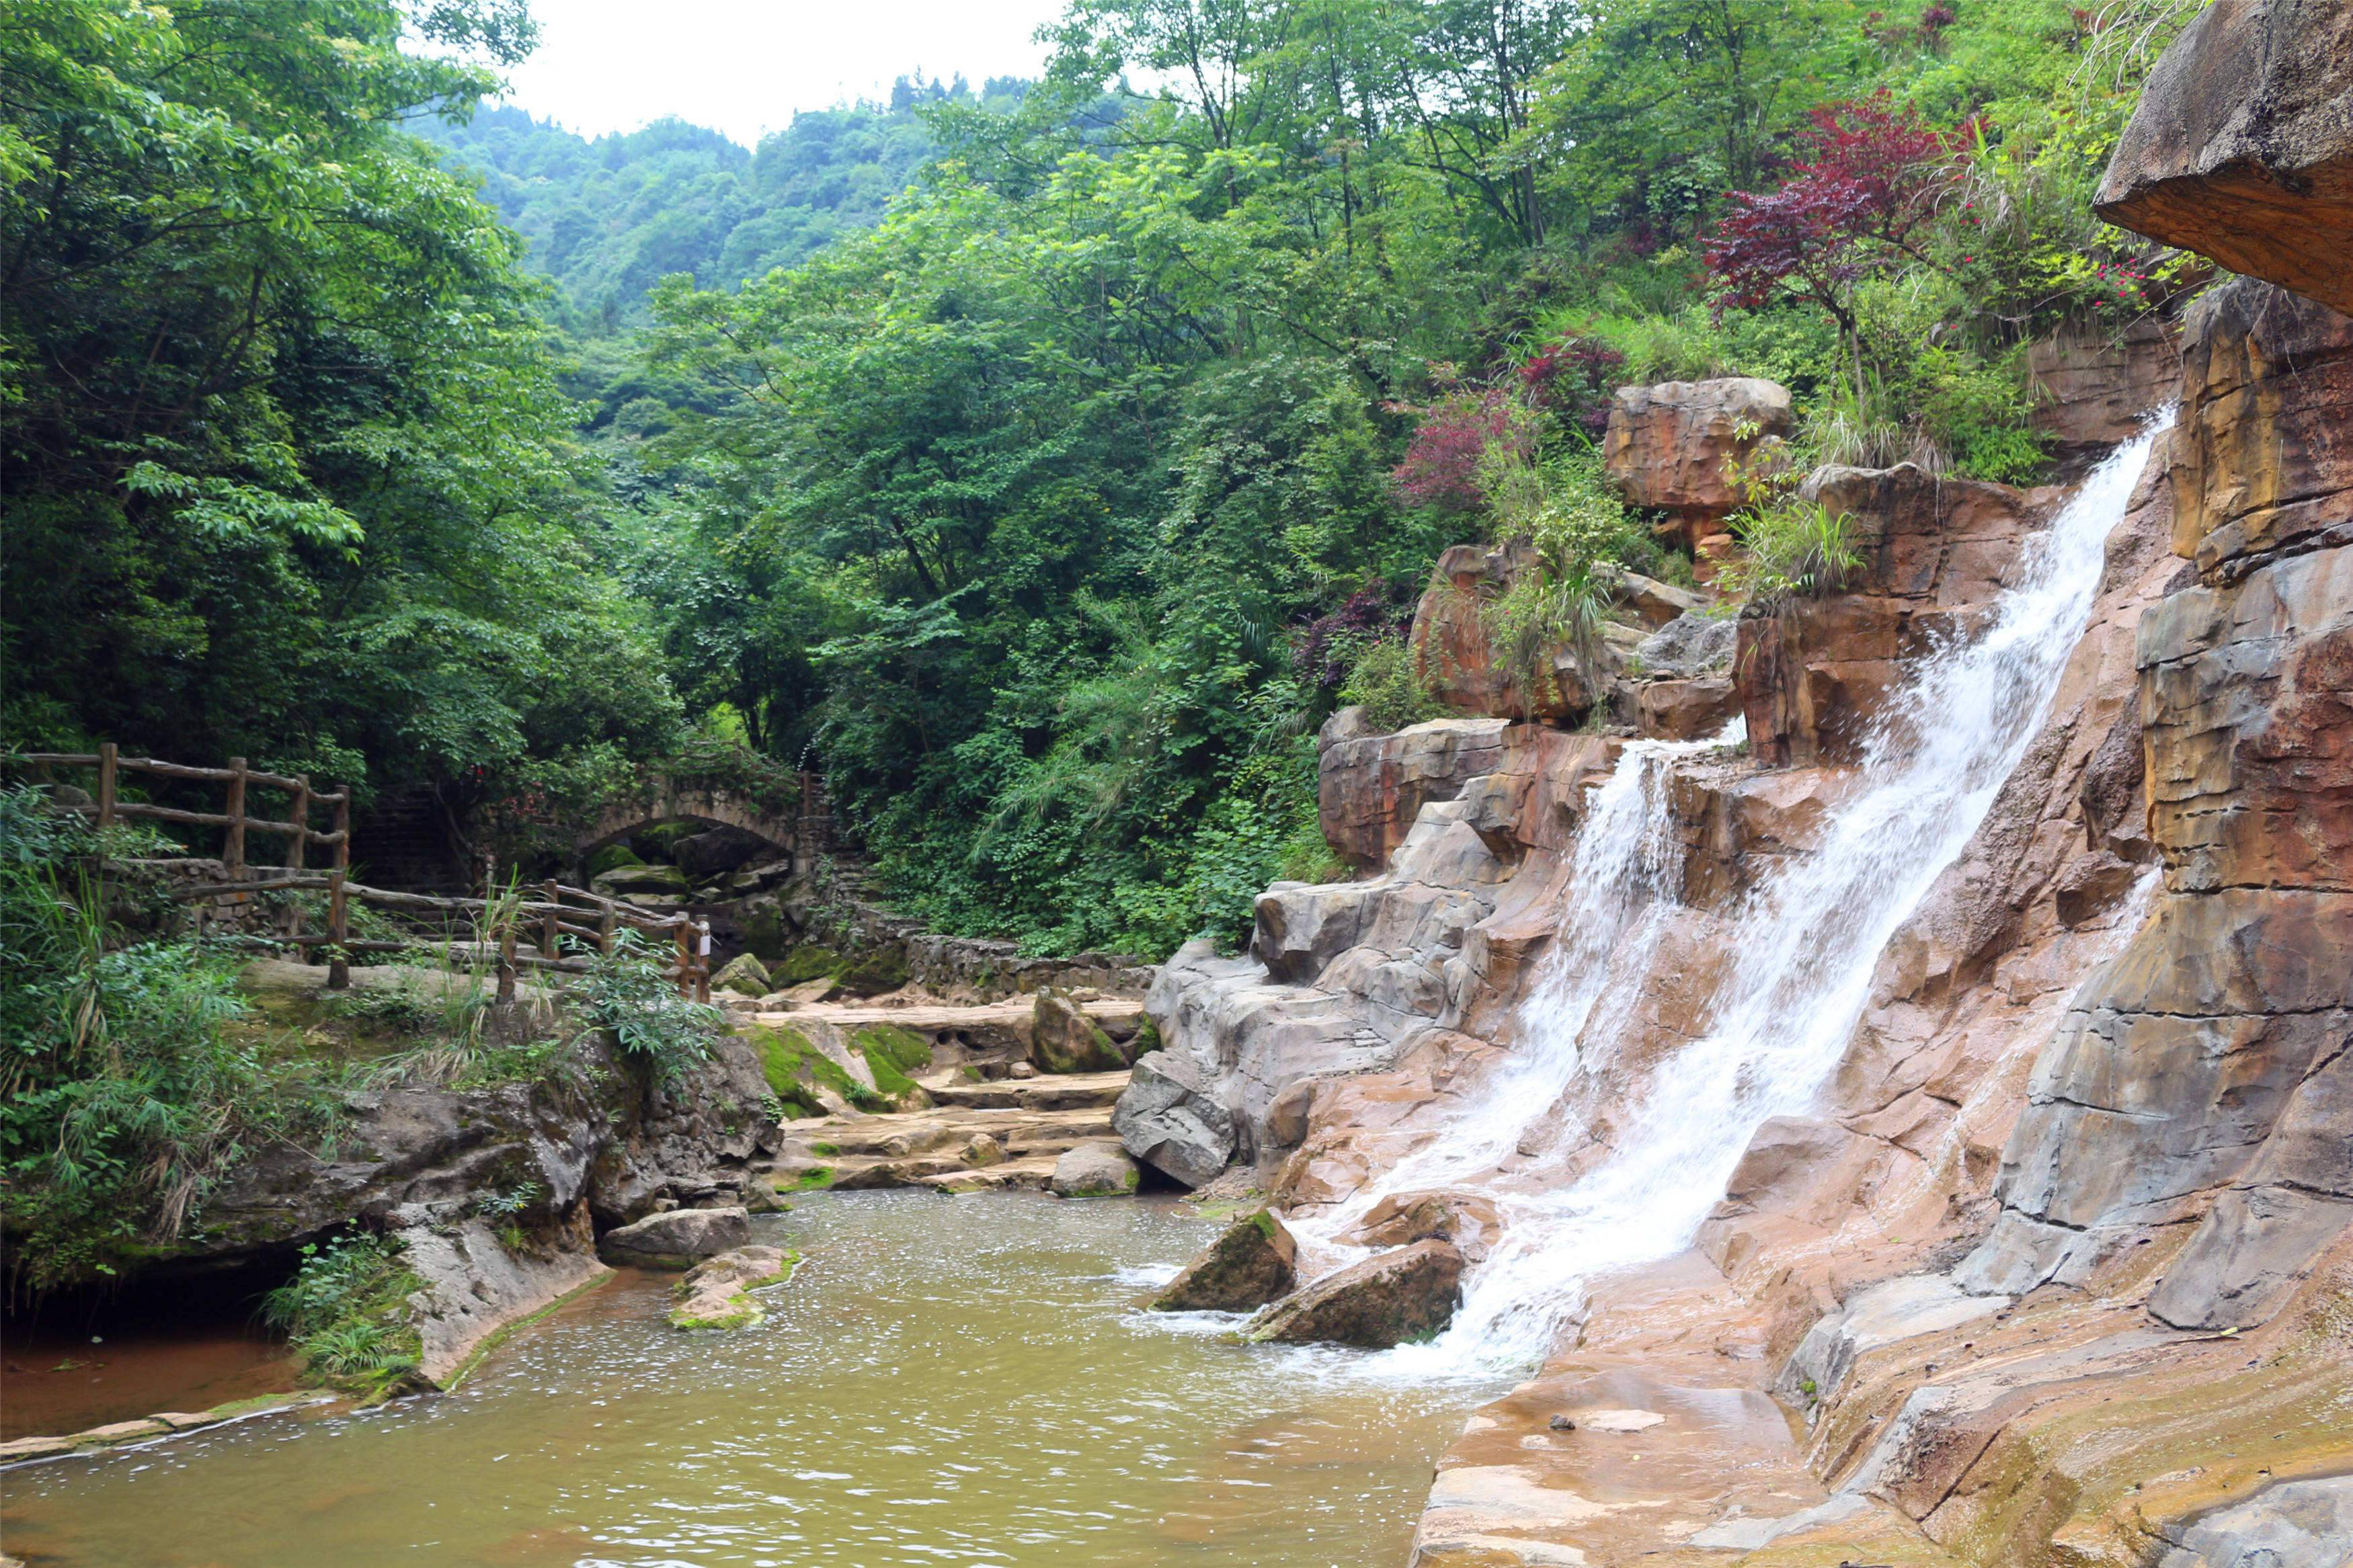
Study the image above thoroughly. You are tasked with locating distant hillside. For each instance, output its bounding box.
[417,73,1028,332]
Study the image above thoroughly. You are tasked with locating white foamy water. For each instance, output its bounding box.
[1319,419,2169,1375]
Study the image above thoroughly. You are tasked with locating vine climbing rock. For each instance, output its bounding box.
[1244,1239,1465,1348]
[1149,1209,1298,1311]
[596,1206,752,1268]
[2093,0,2353,317]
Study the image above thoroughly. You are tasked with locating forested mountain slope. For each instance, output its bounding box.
[4,0,2197,963]
[414,73,1029,333]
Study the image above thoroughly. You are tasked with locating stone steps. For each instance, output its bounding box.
[922,1071,1131,1112]
[757,1073,1130,1194]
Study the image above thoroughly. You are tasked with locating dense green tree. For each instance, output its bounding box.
[1,0,680,796]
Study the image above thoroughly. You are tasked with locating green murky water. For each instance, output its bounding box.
[2,1192,1501,1567]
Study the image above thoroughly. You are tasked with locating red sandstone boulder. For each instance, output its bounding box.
[1408,543,1594,720]
[1349,1189,1501,1263]
[1601,378,1794,540]
[1316,714,1509,870]
[2093,0,2353,317]
[1635,677,1740,743]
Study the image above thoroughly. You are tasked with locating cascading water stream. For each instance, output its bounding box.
[1311,417,2171,1376]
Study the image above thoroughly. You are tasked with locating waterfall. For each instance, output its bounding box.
[1324,420,2170,1375]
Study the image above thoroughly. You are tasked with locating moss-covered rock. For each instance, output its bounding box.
[710,952,772,997]
[1150,1209,1298,1311]
[587,843,645,878]
[1033,991,1127,1073]
[1244,1239,1464,1348]
[834,946,910,997]
[775,945,844,986]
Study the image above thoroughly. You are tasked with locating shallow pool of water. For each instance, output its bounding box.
[3,1192,1502,1567]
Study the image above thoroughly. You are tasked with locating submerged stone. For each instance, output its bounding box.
[1150,1208,1298,1312]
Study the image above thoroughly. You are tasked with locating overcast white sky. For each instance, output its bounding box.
[489,0,1069,148]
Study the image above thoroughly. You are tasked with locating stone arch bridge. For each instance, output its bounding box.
[573,777,828,859]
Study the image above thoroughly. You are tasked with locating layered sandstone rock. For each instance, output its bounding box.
[1738,464,2049,765]
[1602,378,1794,542]
[1960,279,2353,1335]
[1318,712,1509,870]
[2028,317,2184,455]
[2093,0,2353,317]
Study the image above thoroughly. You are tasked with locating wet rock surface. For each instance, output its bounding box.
[1150,1209,1298,1311]
[1246,1239,1464,1348]
[668,1244,793,1329]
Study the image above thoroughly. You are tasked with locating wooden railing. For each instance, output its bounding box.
[15,745,712,1001]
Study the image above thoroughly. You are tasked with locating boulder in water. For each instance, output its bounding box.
[1246,1239,1464,1348]
[1113,1050,1236,1188]
[1051,1141,1140,1197]
[668,1244,793,1329]
[1150,1209,1298,1311]
[1351,1190,1500,1263]
[598,1206,751,1269]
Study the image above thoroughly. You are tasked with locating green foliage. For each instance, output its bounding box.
[572,930,721,1083]
[0,787,348,1292]
[1482,448,1651,714]
[261,1231,424,1393]
[415,79,1023,337]
[1720,502,1867,608]
[1339,643,1446,735]
[1,0,683,798]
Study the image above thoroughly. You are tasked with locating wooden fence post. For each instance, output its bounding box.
[542,878,561,960]
[673,919,692,1000]
[327,785,351,989]
[327,870,350,990]
[598,901,616,958]
[281,774,310,940]
[224,757,247,884]
[97,742,117,830]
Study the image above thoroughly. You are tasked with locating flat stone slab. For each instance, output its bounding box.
[1568,1408,1666,1434]
[71,1419,168,1445]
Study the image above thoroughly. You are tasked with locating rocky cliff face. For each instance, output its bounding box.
[171,966,785,1385]
[1117,89,2352,1567]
